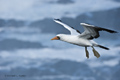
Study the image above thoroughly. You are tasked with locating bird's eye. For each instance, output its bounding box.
[57,36,60,39]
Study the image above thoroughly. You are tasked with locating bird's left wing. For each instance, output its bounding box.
[54,19,81,35]
[79,23,117,40]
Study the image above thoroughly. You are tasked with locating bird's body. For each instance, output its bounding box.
[57,34,94,47]
[51,19,117,58]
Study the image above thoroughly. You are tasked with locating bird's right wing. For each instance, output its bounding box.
[79,23,117,40]
[54,19,81,35]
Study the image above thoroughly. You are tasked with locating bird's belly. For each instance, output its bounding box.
[65,38,92,47]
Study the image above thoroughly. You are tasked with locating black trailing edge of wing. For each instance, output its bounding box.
[71,27,81,34]
[76,30,81,34]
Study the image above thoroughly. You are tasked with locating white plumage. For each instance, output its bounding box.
[51,19,117,58]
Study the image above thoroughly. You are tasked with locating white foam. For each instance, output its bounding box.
[0,0,120,20]
[0,46,120,70]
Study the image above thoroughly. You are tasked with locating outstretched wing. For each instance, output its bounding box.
[54,19,81,35]
[79,23,117,40]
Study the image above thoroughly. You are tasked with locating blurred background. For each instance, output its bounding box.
[0,0,120,80]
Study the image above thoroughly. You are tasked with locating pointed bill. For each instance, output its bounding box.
[51,36,59,40]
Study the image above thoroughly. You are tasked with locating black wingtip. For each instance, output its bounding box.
[107,30,118,33]
[113,31,118,33]
[98,27,118,33]
[54,19,62,22]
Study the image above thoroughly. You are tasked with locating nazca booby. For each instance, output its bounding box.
[51,19,117,58]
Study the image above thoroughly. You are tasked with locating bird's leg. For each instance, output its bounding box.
[85,47,89,59]
[92,46,100,58]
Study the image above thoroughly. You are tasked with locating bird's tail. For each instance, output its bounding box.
[97,45,109,50]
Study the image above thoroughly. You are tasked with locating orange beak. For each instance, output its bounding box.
[51,36,59,40]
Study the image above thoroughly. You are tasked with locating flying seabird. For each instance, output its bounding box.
[51,19,117,58]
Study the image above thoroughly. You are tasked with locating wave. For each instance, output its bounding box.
[0,0,120,20]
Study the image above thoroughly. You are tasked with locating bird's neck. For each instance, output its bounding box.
[60,34,76,42]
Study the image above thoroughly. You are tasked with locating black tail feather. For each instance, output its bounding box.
[98,45,109,50]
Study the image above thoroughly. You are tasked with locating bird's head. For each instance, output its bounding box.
[51,34,64,40]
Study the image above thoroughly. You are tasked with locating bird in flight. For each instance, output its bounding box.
[51,19,117,58]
